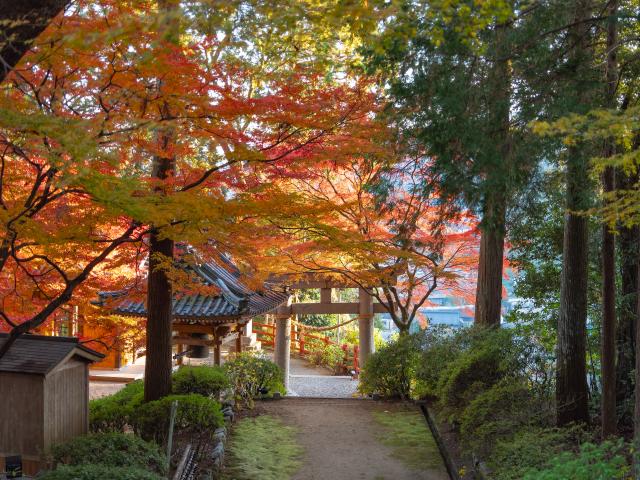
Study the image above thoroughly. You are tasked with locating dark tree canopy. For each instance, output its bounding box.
[0,0,68,83]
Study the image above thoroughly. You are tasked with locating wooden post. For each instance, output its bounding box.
[213,343,221,366]
[354,345,359,372]
[291,322,297,351]
[213,330,221,366]
[235,331,243,354]
[274,297,292,391]
[358,287,374,368]
[177,344,184,366]
[320,288,331,304]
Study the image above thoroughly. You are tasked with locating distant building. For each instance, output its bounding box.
[376,289,519,338]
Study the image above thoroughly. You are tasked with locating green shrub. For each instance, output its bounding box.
[132,393,224,444]
[89,381,144,432]
[438,341,506,417]
[51,432,166,475]
[433,327,546,425]
[358,334,421,399]
[344,328,386,351]
[414,327,466,399]
[306,343,345,373]
[224,353,285,407]
[488,426,586,480]
[522,439,631,480]
[38,464,163,480]
[172,365,229,398]
[459,379,545,455]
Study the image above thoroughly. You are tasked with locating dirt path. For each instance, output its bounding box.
[259,398,450,480]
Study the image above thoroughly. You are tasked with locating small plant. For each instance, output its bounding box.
[172,365,229,398]
[358,334,421,399]
[459,379,542,456]
[89,381,144,432]
[488,426,588,480]
[306,342,345,373]
[132,394,224,444]
[522,439,631,480]
[51,432,167,475]
[38,464,163,480]
[224,352,285,407]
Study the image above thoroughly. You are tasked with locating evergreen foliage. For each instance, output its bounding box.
[38,464,163,480]
[172,365,230,398]
[51,432,167,475]
[132,393,224,444]
[223,353,286,407]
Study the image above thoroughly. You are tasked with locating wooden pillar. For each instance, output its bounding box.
[177,344,184,366]
[358,287,374,368]
[320,287,331,304]
[213,340,221,366]
[274,297,292,391]
[213,328,221,366]
[235,330,243,354]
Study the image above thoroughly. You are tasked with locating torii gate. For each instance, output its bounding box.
[270,273,393,390]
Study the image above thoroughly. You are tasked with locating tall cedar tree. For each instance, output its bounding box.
[360,3,529,330]
[600,0,618,438]
[555,0,594,427]
[474,17,512,328]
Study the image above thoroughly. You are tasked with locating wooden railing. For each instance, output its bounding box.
[253,321,359,374]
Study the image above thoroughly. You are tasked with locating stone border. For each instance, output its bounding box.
[418,403,459,480]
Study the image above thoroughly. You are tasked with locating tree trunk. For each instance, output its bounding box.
[474,196,506,327]
[556,0,592,427]
[601,165,616,436]
[144,231,174,402]
[634,259,640,476]
[617,218,639,430]
[474,20,510,328]
[557,202,590,426]
[600,0,618,438]
[143,0,179,402]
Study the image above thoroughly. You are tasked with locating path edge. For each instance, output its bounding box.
[418,402,459,480]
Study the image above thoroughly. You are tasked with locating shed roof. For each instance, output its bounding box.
[100,251,289,323]
[0,334,104,375]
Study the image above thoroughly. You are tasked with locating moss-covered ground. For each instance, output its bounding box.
[222,415,302,480]
[373,409,444,471]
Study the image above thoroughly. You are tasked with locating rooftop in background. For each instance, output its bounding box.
[99,250,289,324]
[0,334,103,375]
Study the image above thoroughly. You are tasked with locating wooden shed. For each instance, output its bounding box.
[0,334,103,475]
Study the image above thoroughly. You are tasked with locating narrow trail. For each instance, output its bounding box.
[259,398,450,480]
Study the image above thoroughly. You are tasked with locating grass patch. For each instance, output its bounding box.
[373,409,445,471]
[222,415,302,480]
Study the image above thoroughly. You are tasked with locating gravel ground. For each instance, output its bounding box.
[89,382,126,399]
[288,375,360,398]
[89,353,357,399]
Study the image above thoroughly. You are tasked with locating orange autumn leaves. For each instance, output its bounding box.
[0,1,479,335]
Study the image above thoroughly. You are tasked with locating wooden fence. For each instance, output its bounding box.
[253,321,359,374]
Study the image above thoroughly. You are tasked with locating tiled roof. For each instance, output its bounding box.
[100,252,289,322]
[0,334,104,375]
